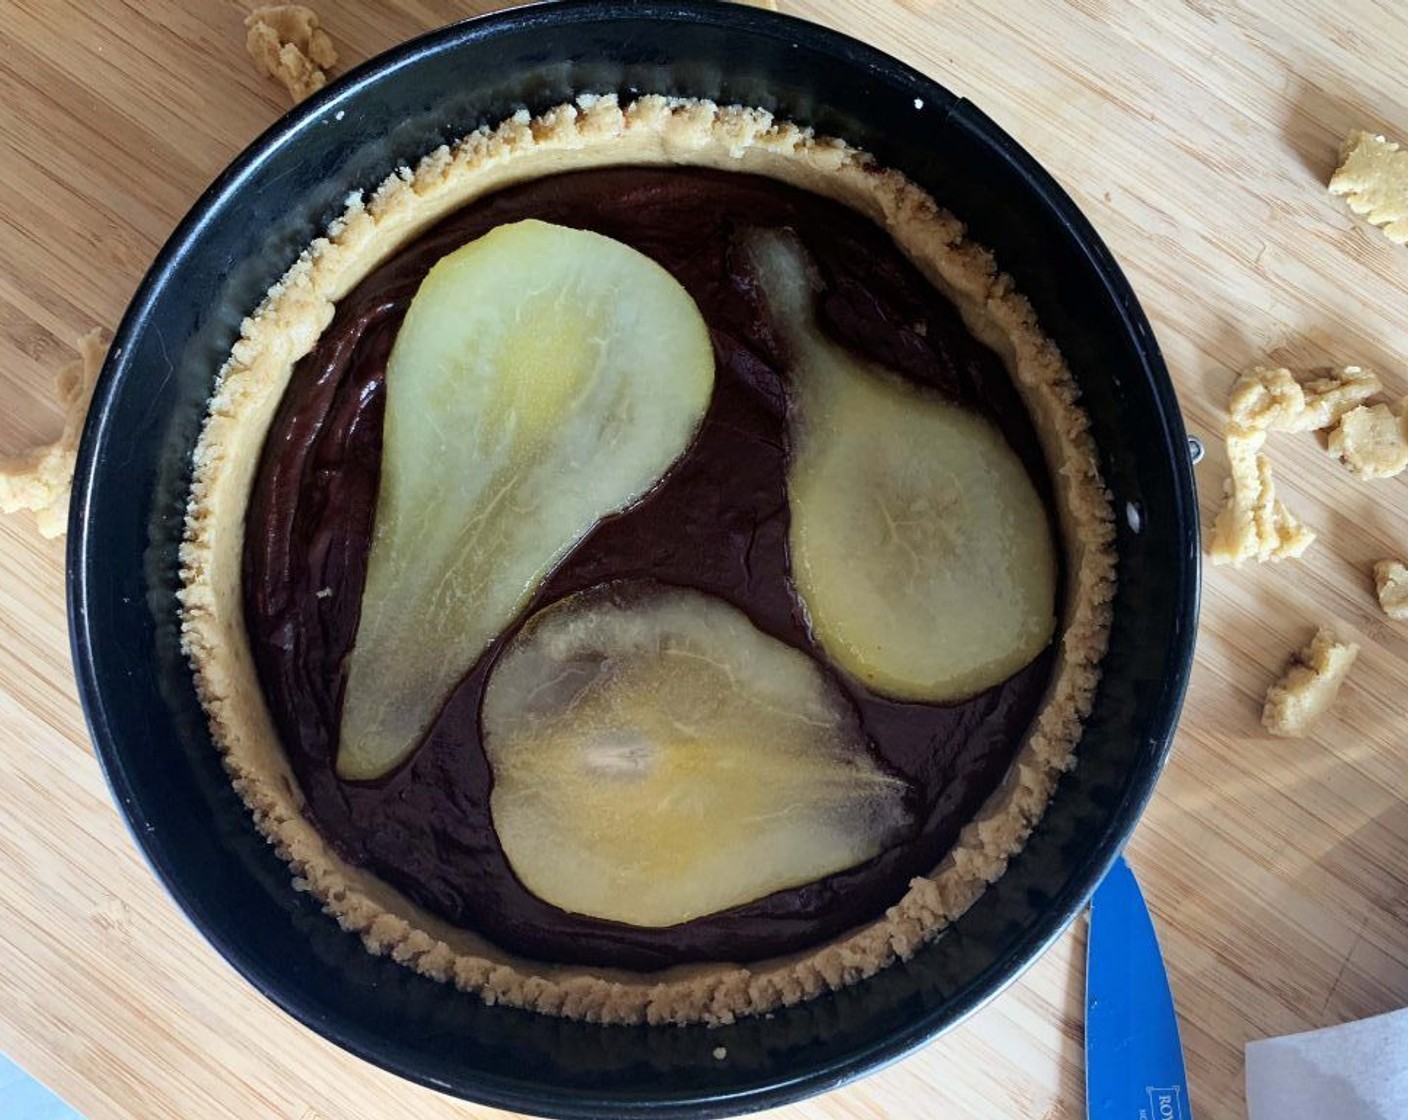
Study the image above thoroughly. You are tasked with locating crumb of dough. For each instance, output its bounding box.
[1262,626,1359,737]
[1329,130,1408,245]
[1325,399,1408,479]
[1375,560,1408,620]
[1228,366,1381,434]
[1209,427,1315,566]
[1299,367,1385,432]
[1227,366,1305,432]
[1210,366,1382,566]
[0,329,108,539]
[245,5,337,104]
[712,1046,728,1060]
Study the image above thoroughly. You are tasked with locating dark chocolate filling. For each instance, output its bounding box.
[244,167,1058,971]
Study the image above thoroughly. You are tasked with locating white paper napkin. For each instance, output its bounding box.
[1246,1006,1408,1120]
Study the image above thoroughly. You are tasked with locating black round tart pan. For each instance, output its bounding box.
[67,3,1200,1116]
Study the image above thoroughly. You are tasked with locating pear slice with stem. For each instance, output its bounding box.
[743,229,1058,703]
[481,582,913,927]
[338,220,714,780]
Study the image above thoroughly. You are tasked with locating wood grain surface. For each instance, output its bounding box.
[2,1,1407,1117]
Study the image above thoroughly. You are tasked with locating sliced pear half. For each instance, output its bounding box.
[744,230,1058,703]
[338,220,714,780]
[481,583,913,928]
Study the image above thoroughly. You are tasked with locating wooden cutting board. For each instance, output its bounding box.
[2,2,1406,1117]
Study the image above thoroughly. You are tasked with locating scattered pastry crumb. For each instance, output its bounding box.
[1228,365,1381,434]
[315,586,333,598]
[1262,626,1359,737]
[1209,428,1315,566]
[245,4,337,104]
[0,329,108,539]
[1326,399,1408,479]
[1375,560,1408,620]
[1211,366,1383,566]
[1227,366,1304,432]
[1297,367,1385,431]
[1329,130,1408,245]
[712,1046,728,1060]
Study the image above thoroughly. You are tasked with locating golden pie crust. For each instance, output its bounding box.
[178,95,1116,1026]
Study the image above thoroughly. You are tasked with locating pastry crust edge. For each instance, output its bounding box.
[177,94,1116,1026]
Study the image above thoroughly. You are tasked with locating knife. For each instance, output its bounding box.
[1086,855,1193,1120]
